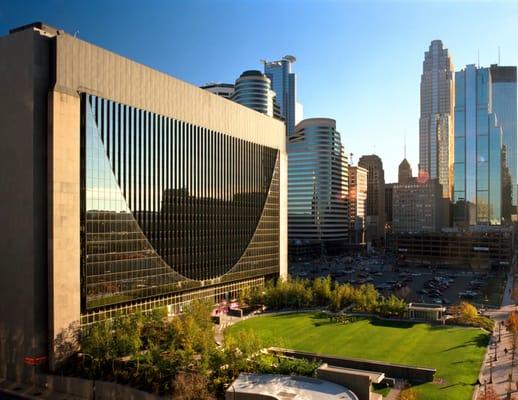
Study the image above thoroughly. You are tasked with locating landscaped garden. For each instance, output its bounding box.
[227,312,490,400]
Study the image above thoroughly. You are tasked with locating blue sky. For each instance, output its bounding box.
[2,0,518,182]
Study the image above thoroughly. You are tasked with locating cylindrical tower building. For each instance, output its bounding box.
[288,118,349,254]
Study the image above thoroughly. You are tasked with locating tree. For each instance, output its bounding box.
[112,313,143,358]
[459,302,478,320]
[507,311,518,335]
[312,276,332,306]
[353,284,379,312]
[378,295,407,318]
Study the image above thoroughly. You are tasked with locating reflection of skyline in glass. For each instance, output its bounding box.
[83,94,280,310]
[454,65,503,225]
[491,65,517,211]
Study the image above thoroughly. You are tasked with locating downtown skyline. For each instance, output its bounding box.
[2,0,518,182]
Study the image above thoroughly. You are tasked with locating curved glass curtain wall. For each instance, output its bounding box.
[232,78,275,117]
[287,123,348,245]
[81,94,280,310]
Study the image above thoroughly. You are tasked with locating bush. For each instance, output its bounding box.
[447,302,494,331]
[398,387,419,400]
[377,295,406,318]
[171,372,215,400]
[262,276,386,314]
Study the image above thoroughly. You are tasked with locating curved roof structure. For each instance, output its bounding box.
[228,373,359,400]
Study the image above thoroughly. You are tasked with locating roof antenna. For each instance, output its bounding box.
[498,46,501,65]
[404,134,407,159]
[477,48,480,68]
[350,152,354,165]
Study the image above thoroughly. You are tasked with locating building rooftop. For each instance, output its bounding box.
[228,373,359,400]
[318,364,385,383]
[200,82,234,89]
[8,21,62,36]
[241,70,265,77]
[408,302,446,312]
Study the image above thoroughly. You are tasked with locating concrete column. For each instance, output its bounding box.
[279,150,288,280]
[48,89,81,370]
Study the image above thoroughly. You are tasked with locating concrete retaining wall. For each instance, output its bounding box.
[36,374,164,399]
[269,348,435,383]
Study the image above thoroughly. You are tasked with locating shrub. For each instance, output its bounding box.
[398,387,419,400]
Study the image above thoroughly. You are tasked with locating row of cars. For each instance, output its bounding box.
[417,275,454,304]
[458,279,487,299]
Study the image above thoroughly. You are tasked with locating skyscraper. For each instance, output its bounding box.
[490,64,517,216]
[263,56,303,135]
[231,70,280,118]
[358,155,385,245]
[398,158,413,184]
[392,159,445,233]
[453,65,505,225]
[419,40,454,199]
[349,166,368,244]
[288,118,348,253]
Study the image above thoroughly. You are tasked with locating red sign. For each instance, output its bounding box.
[23,356,47,366]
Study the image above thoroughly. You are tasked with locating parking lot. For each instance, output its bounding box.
[289,254,507,308]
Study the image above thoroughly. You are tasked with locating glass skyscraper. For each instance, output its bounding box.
[454,65,505,225]
[419,40,454,200]
[263,56,303,136]
[490,65,517,216]
[231,70,283,120]
[288,118,348,252]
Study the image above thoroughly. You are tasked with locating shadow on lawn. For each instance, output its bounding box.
[441,333,489,352]
[440,381,478,389]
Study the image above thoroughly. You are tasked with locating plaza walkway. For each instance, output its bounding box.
[475,271,517,399]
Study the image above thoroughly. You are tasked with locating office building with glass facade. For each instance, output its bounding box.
[263,56,303,135]
[453,64,506,225]
[0,23,287,382]
[349,166,368,244]
[358,155,386,245]
[231,70,282,120]
[419,40,454,200]
[287,118,348,253]
[490,65,517,217]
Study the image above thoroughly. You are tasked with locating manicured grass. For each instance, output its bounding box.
[227,313,489,400]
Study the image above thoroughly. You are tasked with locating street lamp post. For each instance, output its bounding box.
[489,358,493,384]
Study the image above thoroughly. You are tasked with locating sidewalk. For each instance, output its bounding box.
[475,271,517,399]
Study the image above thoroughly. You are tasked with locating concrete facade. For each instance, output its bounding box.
[48,90,81,369]
[0,26,51,383]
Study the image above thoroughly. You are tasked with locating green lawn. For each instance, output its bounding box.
[227,313,489,400]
